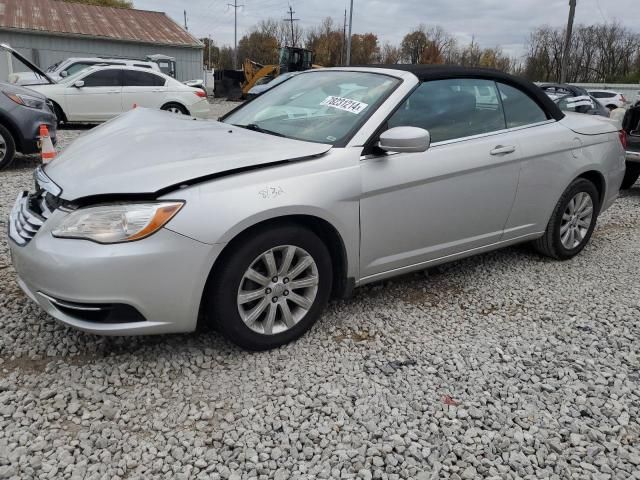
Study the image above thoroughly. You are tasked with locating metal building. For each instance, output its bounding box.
[0,0,203,81]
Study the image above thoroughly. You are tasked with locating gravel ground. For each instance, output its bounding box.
[0,117,639,480]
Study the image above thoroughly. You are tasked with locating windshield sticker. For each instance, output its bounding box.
[320,96,369,114]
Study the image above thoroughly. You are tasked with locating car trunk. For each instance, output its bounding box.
[560,111,618,136]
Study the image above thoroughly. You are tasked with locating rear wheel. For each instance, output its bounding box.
[161,103,189,115]
[206,225,332,350]
[621,164,640,189]
[0,124,16,170]
[534,178,599,260]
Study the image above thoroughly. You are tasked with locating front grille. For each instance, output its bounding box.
[8,191,56,246]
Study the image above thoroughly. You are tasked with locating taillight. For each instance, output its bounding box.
[619,130,628,150]
[194,90,207,98]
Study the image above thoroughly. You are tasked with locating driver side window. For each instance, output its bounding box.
[82,70,121,87]
[387,78,507,143]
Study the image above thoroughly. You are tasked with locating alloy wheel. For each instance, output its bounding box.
[237,245,319,336]
[560,192,594,249]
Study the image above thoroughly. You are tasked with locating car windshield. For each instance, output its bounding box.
[224,71,400,145]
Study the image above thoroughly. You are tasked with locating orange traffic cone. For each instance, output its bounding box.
[40,125,56,164]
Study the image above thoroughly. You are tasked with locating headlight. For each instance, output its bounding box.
[52,202,184,244]
[3,91,45,110]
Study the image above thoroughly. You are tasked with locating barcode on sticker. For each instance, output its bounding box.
[320,96,369,114]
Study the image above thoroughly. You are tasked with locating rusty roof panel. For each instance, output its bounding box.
[0,0,202,47]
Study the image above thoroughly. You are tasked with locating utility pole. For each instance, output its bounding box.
[227,0,243,70]
[208,34,212,70]
[341,9,347,66]
[346,0,354,66]
[183,10,188,31]
[560,0,577,83]
[283,5,300,47]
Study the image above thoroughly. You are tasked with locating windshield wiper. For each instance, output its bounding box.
[232,123,286,138]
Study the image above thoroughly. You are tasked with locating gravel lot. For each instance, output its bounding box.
[0,112,639,479]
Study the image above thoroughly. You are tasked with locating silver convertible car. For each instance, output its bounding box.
[9,66,626,350]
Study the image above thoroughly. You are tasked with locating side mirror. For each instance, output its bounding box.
[73,80,84,88]
[379,126,431,153]
[60,71,68,78]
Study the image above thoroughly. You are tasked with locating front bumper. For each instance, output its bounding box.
[9,197,223,335]
[18,107,57,155]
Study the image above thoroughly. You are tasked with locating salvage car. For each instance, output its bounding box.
[27,65,209,123]
[10,56,161,86]
[0,82,57,170]
[540,84,610,118]
[621,103,640,188]
[8,66,626,350]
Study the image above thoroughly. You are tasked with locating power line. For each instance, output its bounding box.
[227,0,244,69]
[283,4,300,47]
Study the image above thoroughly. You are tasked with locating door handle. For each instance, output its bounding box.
[490,145,516,156]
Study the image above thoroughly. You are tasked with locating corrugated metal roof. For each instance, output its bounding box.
[0,0,202,48]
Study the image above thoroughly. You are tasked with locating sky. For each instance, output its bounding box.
[133,0,640,59]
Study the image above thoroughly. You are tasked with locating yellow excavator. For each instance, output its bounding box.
[241,46,315,98]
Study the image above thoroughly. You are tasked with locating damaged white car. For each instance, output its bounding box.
[9,66,626,350]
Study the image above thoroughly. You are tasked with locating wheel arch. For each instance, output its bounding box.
[0,112,22,151]
[199,214,352,327]
[576,169,606,208]
[49,98,67,123]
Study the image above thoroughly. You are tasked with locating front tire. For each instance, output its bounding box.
[0,124,16,170]
[621,164,640,189]
[534,178,600,260]
[206,225,333,351]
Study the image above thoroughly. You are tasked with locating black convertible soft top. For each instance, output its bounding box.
[357,64,565,121]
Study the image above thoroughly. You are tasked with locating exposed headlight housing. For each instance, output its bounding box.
[52,202,184,244]
[3,91,45,110]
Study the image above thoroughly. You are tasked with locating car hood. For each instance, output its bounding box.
[44,108,332,201]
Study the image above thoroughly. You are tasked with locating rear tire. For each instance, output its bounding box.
[534,178,600,260]
[161,103,189,115]
[621,164,640,189]
[0,124,16,170]
[205,225,332,351]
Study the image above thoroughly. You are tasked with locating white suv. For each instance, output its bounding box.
[588,90,628,110]
[11,57,161,86]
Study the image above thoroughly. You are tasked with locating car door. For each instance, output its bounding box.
[359,78,521,279]
[65,69,123,121]
[121,70,168,111]
[497,82,585,239]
